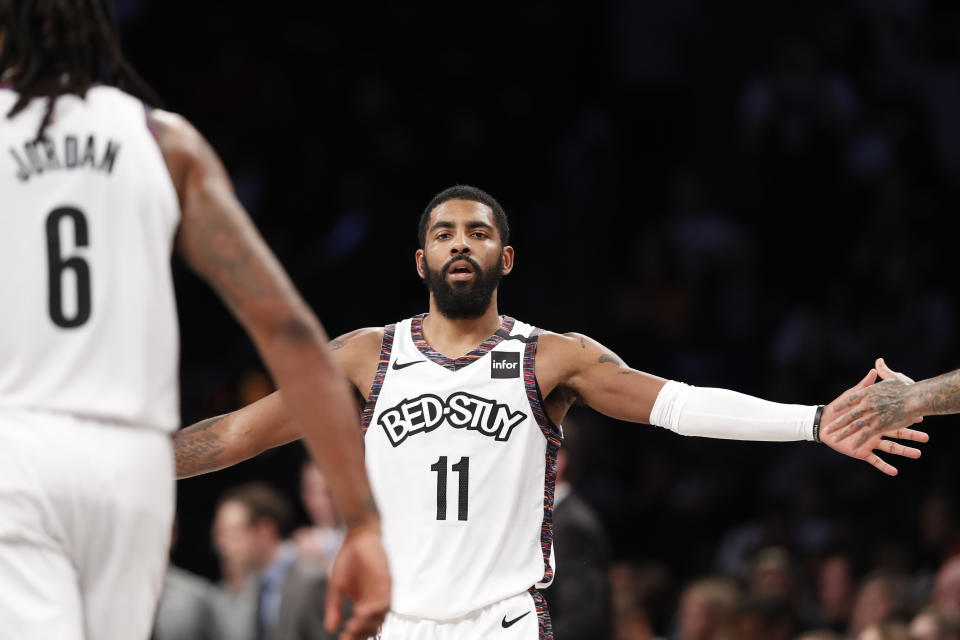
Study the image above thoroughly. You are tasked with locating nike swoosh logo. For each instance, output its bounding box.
[391,359,425,370]
[501,611,531,628]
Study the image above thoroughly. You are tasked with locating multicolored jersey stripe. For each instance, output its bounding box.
[361,323,395,433]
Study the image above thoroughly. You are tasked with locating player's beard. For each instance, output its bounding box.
[423,253,503,319]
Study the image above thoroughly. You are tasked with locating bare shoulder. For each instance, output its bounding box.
[147,109,201,153]
[330,327,384,356]
[146,109,207,192]
[537,331,623,364]
[330,327,385,396]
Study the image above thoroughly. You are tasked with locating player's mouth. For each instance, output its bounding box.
[445,260,476,282]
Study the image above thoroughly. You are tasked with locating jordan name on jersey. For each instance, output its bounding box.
[9,133,121,182]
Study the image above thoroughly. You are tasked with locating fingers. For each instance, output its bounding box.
[876,438,922,459]
[822,411,853,438]
[340,604,385,640]
[876,358,916,384]
[826,410,868,442]
[854,368,879,391]
[865,452,898,476]
[891,428,930,443]
[324,578,344,633]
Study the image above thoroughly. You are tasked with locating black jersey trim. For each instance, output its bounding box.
[360,324,395,434]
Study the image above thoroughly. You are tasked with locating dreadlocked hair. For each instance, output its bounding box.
[0,0,162,141]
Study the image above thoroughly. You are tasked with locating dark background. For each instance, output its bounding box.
[115,0,960,634]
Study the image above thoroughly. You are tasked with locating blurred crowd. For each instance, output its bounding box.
[108,0,960,638]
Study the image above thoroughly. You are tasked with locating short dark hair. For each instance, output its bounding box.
[218,482,294,539]
[419,185,510,248]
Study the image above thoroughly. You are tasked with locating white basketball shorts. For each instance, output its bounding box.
[0,409,175,640]
[375,588,552,640]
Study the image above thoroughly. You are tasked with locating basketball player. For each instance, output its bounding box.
[0,2,387,639]
[825,357,958,448]
[173,185,928,639]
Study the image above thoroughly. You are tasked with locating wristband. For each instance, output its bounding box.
[812,405,825,443]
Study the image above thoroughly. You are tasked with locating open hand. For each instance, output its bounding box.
[820,363,928,476]
[325,523,391,640]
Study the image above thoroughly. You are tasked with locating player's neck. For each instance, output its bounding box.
[422,299,502,359]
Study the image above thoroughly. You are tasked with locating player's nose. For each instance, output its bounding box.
[450,232,470,254]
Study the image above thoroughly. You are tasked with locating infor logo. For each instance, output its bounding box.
[491,352,520,378]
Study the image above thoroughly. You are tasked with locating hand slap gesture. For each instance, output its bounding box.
[819,363,929,476]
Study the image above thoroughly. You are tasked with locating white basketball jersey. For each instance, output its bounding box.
[0,86,180,431]
[362,315,563,620]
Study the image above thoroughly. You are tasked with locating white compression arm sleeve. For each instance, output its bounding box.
[649,380,818,441]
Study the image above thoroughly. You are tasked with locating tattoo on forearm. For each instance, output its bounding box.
[617,370,638,375]
[174,414,229,477]
[330,337,347,351]
[917,369,960,415]
[598,352,627,367]
[580,336,586,349]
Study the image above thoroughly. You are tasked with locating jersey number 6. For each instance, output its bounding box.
[46,207,92,329]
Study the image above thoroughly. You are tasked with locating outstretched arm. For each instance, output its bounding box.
[541,333,927,475]
[152,111,387,639]
[175,391,299,479]
[174,328,379,479]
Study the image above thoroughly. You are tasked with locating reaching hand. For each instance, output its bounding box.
[324,523,391,640]
[820,364,928,476]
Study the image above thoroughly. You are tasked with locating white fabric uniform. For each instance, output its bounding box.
[0,86,180,638]
[377,591,545,640]
[363,315,561,639]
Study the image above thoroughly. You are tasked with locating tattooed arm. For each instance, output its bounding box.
[174,328,381,479]
[152,111,387,638]
[824,358,945,449]
[175,394,299,479]
[535,334,926,475]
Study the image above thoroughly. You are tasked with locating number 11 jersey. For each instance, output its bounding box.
[0,86,180,432]
[362,314,563,620]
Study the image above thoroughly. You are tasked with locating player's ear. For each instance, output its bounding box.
[415,249,426,279]
[501,246,514,276]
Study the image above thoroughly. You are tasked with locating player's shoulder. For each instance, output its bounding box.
[331,326,384,355]
[330,327,385,382]
[534,330,614,370]
[536,331,590,353]
[147,109,202,155]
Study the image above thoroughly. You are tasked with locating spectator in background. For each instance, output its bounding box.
[734,596,796,640]
[856,619,910,640]
[293,459,344,573]
[910,607,960,640]
[209,483,331,640]
[849,571,911,638]
[610,562,667,640]
[815,552,857,634]
[542,421,612,639]
[676,577,740,640]
[153,518,216,640]
[935,557,960,616]
[795,631,842,640]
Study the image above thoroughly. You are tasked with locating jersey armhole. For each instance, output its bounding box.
[143,104,159,141]
[359,324,395,434]
[523,329,563,442]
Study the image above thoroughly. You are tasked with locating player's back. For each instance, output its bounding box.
[0,85,180,431]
